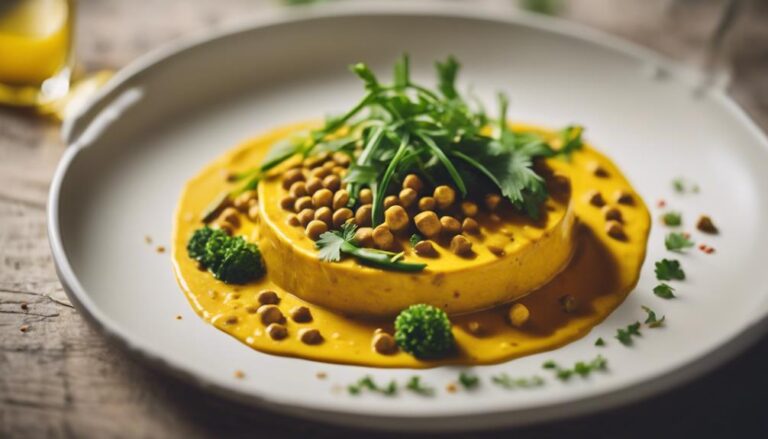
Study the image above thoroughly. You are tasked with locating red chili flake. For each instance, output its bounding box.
[657,199,666,208]
[699,244,716,254]
[699,244,707,250]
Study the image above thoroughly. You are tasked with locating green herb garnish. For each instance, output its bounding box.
[347,375,398,396]
[595,337,605,347]
[642,306,666,328]
[662,211,682,227]
[405,376,435,396]
[228,55,581,226]
[615,322,642,346]
[653,283,676,299]
[654,259,685,281]
[409,233,424,248]
[394,304,454,359]
[187,227,264,284]
[665,232,694,252]
[315,223,425,272]
[458,371,480,390]
[541,355,607,380]
[672,177,699,194]
[491,374,545,389]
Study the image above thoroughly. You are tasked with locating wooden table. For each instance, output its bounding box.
[2,1,767,437]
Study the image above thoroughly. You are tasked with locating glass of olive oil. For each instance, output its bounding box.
[0,0,75,106]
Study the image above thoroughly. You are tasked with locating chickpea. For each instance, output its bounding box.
[322,160,336,171]
[233,190,258,211]
[414,240,436,256]
[399,188,417,207]
[462,217,480,234]
[605,220,626,240]
[286,214,301,227]
[216,222,234,235]
[440,216,462,236]
[310,166,331,179]
[266,323,288,340]
[294,196,313,212]
[298,328,324,345]
[323,175,341,192]
[314,206,333,225]
[372,224,395,249]
[372,332,397,355]
[433,185,456,209]
[383,195,399,209]
[354,227,374,247]
[332,166,346,176]
[297,208,315,227]
[306,220,328,240]
[460,201,479,217]
[257,290,280,305]
[312,188,333,209]
[332,151,351,166]
[290,306,313,323]
[385,205,409,232]
[484,193,502,211]
[333,189,350,210]
[305,177,323,195]
[466,321,484,336]
[280,195,296,211]
[282,168,305,189]
[450,235,473,256]
[355,204,372,227]
[603,206,622,222]
[304,152,328,168]
[587,190,605,207]
[403,174,424,193]
[418,196,436,211]
[332,208,353,228]
[508,303,530,328]
[414,211,441,238]
[257,304,284,325]
[219,207,240,228]
[359,188,373,205]
[289,181,308,198]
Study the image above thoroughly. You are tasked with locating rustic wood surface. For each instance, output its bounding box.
[1,0,767,437]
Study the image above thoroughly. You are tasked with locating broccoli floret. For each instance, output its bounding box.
[186,227,264,284]
[394,304,454,359]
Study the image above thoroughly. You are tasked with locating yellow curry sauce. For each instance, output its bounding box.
[172,122,650,368]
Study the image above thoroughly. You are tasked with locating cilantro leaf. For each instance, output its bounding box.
[542,355,607,380]
[616,322,641,346]
[665,232,694,252]
[405,376,434,396]
[653,283,676,299]
[409,233,423,248]
[662,211,682,227]
[655,259,685,281]
[642,305,666,328]
[491,374,545,389]
[595,337,605,347]
[458,372,480,390]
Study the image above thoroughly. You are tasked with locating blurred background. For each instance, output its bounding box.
[1,0,767,438]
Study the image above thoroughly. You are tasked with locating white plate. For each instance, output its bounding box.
[48,2,768,432]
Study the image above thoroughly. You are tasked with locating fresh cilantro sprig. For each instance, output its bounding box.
[615,322,642,346]
[347,375,398,396]
[458,371,480,390]
[655,259,685,281]
[542,355,607,380]
[229,54,582,225]
[315,223,426,272]
[653,283,676,299]
[665,232,694,252]
[491,374,545,389]
[405,376,435,396]
[662,211,682,227]
[642,306,666,328]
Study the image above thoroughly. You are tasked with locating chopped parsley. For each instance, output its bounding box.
[665,232,694,252]
[661,211,682,227]
[409,233,424,248]
[542,355,607,380]
[642,306,666,328]
[491,374,545,389]
[654,259,685,281]
[615,322,642,346]
[653,283,676,299]
[595,337,606,347]
[458,371,480,390]
[405,376,435,396]
[672,177,700,194]
[347,375,397,396]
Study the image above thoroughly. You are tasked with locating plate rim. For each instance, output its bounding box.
[47,1,768,431]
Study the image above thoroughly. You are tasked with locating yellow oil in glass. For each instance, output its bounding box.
[0,0,74,106]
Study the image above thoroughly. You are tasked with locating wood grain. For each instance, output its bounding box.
[1,1,767,437]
